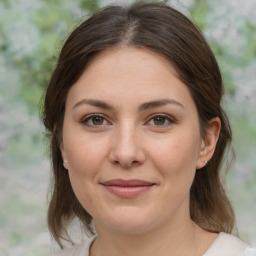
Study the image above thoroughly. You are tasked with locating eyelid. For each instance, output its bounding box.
[145,113,176,126]
[80,113,176,127]
[81,113,111,126]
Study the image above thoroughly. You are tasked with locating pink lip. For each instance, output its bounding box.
[100,179,155,198]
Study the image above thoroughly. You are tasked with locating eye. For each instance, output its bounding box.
[147,114,175,126]
[82,114,110,126]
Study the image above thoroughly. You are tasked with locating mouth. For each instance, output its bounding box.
[100,179,155,198]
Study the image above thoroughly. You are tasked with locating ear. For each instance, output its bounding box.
[196,117,221,169]
[60,142,69,169]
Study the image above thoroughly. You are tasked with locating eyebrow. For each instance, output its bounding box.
[72,98,184,111]
[73,99,114,110]
[138,99,184,111]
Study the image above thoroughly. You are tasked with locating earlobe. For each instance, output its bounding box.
[196,117,221,169]
[60,143,69,169]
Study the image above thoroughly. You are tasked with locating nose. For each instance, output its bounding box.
[109,124,146,168]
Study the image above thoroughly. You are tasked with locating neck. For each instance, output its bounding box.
[91,217,200,256]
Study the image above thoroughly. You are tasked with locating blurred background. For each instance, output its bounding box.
[0,0,255,255]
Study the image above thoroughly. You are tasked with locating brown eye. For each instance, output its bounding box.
[153,116,166,125]
[147,114,175,127]
[91,116,104,125]
[82,114,109,127]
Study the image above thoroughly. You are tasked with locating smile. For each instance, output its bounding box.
[100,179,155,198]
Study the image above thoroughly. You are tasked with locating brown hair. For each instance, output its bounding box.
[42,1,235,248]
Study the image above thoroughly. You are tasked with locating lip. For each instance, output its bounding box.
[100,179,155,198]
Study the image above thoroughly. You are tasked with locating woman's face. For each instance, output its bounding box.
[61,47,211,235]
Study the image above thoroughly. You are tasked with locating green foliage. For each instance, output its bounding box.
[243,22,256,60]
[80,0,100,12]
[190,0,208,30]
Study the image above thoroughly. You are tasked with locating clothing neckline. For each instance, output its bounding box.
[88,232,221,256]
[85,232,249,256]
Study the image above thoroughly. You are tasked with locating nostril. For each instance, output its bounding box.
[123,160,141,168]
[113,160,119,165]
[112,159,140,168]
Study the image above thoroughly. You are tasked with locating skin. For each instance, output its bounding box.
[60,47,221,256]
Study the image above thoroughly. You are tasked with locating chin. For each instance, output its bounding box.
[95,206,158,235]
[107,221,153,235]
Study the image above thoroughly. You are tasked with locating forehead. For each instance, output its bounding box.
[66,47,195,110]
[84,46,178,81]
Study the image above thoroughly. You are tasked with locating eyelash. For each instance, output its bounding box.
[81,114,176,128]
[81,114,110,127]
[146,114,176,127]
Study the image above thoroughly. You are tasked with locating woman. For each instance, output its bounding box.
[43,2,255,256]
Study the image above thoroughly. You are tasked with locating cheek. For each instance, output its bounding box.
[63,132,109,176]
[149,135,200,170]
[63,136,107,215]
[147,132,200,188]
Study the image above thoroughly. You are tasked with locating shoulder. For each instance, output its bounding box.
[204,232,255,256]
[244,247,256,256]
[46,237,96,256]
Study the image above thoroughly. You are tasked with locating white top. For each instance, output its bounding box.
[47,233,256,256]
